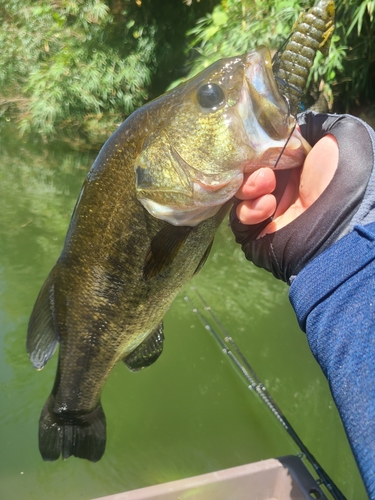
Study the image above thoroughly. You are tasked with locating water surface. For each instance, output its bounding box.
[0,126,366,499]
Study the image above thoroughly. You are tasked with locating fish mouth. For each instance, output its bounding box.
[244,47,292,139]
[241,126,311,172]
[239,47,311,170]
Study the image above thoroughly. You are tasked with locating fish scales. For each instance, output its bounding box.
[28,38,313,461]
[273,0,335,114]
[49,104,220,406]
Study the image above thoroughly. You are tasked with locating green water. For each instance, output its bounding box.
[0,126,366,499]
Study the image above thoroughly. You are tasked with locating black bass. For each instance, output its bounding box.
[27,47,309,462]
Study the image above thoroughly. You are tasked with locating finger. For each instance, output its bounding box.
[236,194,277,225]
[258,204,306,236]
[273,168,301,219]
[235,167,276,200]
[258,134,339,236]
[299,134,338,208]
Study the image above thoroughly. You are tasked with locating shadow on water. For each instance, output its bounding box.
[0,124,367,499]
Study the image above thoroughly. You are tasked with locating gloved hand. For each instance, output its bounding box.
[230,111,375,283]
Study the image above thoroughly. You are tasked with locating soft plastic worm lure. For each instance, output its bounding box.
[272,0,335,115]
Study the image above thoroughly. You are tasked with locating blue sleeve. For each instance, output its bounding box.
[290,222,375,497]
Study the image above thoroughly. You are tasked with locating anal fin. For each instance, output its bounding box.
[27,271,59,370]
[124,323,164,372]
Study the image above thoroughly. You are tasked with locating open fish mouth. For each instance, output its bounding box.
[239,47,311,169]
[242,47,292,140]
[240,126,311,172]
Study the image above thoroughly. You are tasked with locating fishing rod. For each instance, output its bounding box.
[184,286,347,500]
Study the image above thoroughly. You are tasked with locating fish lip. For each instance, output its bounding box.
[139,198,224,226]
[241,127,311,172]
[192,175,238,192]
[191,170,243,205]
[138,170,244,227]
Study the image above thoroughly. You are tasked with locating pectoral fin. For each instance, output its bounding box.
[143,225,192,280]
[27,272,59,370]
[124,323,164,372]
[194,239,214,275]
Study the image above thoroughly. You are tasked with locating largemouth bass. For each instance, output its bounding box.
[27,47,310,462]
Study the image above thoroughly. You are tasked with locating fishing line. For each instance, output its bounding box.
[273,121,296,170]
[184,287,347,500]
[274,77,304,96]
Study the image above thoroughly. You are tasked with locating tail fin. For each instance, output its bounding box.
[39,395,106,462]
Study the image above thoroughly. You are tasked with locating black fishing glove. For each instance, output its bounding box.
[230,111,375,283]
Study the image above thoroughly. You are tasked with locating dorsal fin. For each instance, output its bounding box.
[143,225,192,280]
[27,272,59,370]
[124,323,164,372]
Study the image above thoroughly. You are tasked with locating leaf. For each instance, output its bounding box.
[204,26,220,40]
[347,1,368,36]
[212,7,228,27]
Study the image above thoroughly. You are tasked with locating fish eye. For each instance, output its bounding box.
[197,83,225,109]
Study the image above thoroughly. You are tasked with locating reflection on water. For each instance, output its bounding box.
[0,125,366,499]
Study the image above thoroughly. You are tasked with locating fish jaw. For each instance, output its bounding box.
[238,47,311,171]
[138,170,243,226]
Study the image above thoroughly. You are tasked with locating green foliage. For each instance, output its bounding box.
[0,0,213,146]
[177,0,375,112]
[334,0,375,110]
[306,0,375,111]
[0,0,151,144]
[169,0,304,88]
[1,0,374,145]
